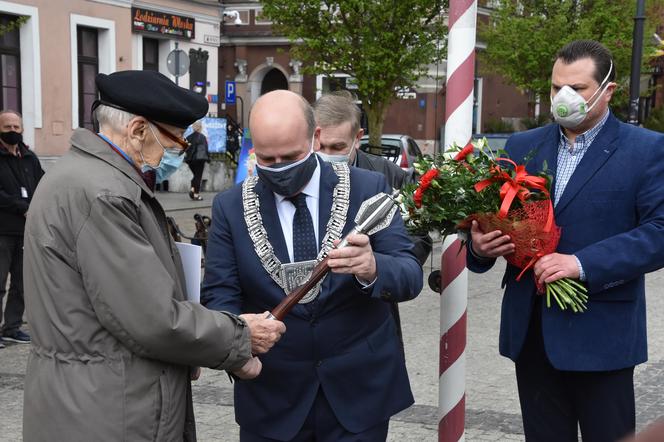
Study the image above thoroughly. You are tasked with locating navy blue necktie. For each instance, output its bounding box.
[288,193,317,262]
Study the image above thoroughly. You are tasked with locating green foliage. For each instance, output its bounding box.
[401,152,500,236]
[483,117,513,133]
[479,0,663,116]
[521,113,552,129]
[644,104,664,132]
[0,15,27,36]
[401,140,552,236]
[261,0,447,145]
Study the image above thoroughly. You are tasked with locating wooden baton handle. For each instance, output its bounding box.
[269,256,330,320]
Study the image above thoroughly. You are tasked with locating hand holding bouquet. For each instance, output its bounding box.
[400,140,588,312]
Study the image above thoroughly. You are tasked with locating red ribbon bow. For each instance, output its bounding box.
[474,158,554,233]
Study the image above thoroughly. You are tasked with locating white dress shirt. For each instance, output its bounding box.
[274,160,321,263]
[272,160,375,287]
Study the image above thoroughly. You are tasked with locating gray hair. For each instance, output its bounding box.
[95,104,136,132]
[313,90,361,136]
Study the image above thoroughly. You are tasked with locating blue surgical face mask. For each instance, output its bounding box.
[141,124,185,183]
[155,148,185,183]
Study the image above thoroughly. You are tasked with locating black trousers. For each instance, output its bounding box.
[515,298,635,442]
[188,161,206,193]
[0,235,25,334]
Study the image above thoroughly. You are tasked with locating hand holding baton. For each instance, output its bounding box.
[267,190,401,320]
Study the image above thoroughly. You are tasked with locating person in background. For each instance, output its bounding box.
[313,91,432,265]
[0,110,43,348]
[313,91,432,351]
[185,120,210,200]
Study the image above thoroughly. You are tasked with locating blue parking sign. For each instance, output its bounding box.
[225,81,236,104]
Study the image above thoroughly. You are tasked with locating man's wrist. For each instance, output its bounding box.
[574,255,586,281]
[468,238,491,261]
[355,275,377,287]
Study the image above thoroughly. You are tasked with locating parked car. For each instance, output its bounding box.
[471,133,513,153]
[359,134,423,172]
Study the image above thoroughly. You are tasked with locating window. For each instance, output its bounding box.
[0,14,22,113]
[408,139,422,157]
[77,26,98,130]
[70,14,115,129]
[143,37,159,71]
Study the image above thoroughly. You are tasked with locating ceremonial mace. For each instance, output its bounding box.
[267,190,401,320]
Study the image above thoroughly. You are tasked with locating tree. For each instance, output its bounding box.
[479,0,662,119]
[261,0,447,146]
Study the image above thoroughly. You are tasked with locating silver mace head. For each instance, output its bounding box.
[337,189,400,249]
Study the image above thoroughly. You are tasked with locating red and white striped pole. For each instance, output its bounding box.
[439,1,477,441]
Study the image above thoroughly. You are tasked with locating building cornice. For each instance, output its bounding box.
[220,35,296,46]
[88,0,131,7]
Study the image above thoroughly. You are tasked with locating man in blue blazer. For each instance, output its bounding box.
[467,40,664,441]
[202,90,423,441]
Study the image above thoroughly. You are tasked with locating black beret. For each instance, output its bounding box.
[95,70,208,128]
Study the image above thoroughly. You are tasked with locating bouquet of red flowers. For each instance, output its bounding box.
[400,139,588,312]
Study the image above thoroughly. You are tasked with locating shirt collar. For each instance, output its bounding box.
[559,109,610,151]
[97,133,135,165]
[274,156,321,204]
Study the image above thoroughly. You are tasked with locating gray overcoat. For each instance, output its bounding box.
[22,129,251,441]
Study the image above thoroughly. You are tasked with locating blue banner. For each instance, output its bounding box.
[202,117,227,153]
[235,127,256,184]
[184,117,227,153]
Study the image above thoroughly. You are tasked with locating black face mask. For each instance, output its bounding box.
[256,151,318,197]
[0,131,22,146]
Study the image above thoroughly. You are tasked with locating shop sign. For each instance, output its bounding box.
[132,7,195,39]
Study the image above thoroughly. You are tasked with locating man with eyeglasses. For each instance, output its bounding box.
[21,70,285,441]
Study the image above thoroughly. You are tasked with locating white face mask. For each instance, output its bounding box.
[316,139,356,164]
[550,60,613,128]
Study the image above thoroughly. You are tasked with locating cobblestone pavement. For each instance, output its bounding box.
[2,191,664,441]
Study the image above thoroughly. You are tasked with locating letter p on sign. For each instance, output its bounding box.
[225,81,236,104]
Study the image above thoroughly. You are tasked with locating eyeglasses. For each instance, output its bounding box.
[150,120,189,155]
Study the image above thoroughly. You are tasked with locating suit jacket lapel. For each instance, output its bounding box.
[554,114,620,217]
[255,179,291,264]
[526,125,559,197]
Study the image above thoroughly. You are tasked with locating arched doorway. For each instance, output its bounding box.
[261,68,288,95]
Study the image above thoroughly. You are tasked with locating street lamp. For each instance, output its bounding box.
[628,0,646,126]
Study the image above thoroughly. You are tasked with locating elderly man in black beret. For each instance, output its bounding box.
[21,70,286,442]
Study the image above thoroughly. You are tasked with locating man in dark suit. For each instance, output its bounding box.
[202,90,423,441]
[313,92,432,354]
[467,40,664,441]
